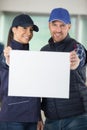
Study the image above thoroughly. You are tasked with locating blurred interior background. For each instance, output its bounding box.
[0,0,87,51]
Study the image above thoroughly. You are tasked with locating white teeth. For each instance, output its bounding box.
[24,36,29,40]
[56,33,60,36]
[54,34,59,37]
[25,36,28,38]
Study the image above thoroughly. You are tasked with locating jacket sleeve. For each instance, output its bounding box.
[76,44,86,67]
[0,64,2,103]
[0,54,5,102]
[86,49,87,64]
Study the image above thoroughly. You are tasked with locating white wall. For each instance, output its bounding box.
[0,0,87,15]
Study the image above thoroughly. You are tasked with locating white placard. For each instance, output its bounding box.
[8,50,70,98]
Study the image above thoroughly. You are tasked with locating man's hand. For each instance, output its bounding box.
[70,51,80,70]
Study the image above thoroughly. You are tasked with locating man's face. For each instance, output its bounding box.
[49,20,71,43]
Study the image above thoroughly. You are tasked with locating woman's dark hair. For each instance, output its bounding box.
[7,27,14,46]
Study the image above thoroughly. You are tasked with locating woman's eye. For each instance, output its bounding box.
[23,27,27,29]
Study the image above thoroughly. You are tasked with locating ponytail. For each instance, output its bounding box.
[7,27,13,46]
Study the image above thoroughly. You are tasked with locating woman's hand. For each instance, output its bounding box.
[70,51,80,70]
[37,121,44,130]
[3,46,12,65]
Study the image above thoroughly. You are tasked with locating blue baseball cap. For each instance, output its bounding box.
[49,8,71,24]
[11,14,39,32]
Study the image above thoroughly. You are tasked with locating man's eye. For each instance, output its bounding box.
[61,24,66,27]
[52,23,57,26]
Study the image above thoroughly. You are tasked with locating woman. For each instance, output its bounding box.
[0,14,43,130]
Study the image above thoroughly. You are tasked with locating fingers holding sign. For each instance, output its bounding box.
[4,46,12,65]
[70,51,80,70]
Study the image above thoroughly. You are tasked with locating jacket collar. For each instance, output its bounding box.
[49,34,70,47]
[10,40,29,50]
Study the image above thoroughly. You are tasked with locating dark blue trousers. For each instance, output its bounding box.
[0,122,37,130]
[44,113,87,130]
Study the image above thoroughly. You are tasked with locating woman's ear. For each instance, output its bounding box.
[12,27,17,33]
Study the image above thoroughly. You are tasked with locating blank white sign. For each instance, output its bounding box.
[8,50,70,98]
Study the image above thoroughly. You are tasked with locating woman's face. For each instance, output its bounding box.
[12,26,33,44]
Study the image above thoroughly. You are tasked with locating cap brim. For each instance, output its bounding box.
[33,25,39,32]
[19,23,39,32]
[49,19,67,24]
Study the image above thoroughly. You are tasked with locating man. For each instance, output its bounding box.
[41,8,87,130]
